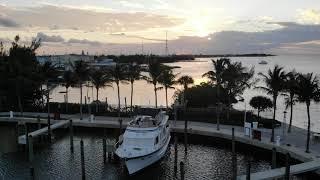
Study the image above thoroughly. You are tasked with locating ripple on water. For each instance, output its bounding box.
[0,132,310,180]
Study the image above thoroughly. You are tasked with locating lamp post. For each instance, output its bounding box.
[283,110,287,143]
[238,97,246,125]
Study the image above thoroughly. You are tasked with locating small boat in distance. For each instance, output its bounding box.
[115,111,170,174]
[258,60,268,65]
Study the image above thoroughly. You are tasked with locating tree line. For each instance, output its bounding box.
[1,36,319,153]
[0,36,193,119]
[195,58,319,153]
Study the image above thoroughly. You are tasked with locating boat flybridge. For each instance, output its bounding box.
[115,111,170,174]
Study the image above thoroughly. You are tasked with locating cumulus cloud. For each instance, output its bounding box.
[32,22,320,55]
[298,9,320,24]
[157,22,320,54]
[0,15,19,27]
[36,32,65,42]
[0,5,184,32]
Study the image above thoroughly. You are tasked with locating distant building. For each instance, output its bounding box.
[37,54,95,69]
[90,58,116,68]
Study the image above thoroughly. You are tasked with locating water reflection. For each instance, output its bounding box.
[0,130,276,180]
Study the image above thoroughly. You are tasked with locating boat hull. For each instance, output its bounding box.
[125,135,171,174]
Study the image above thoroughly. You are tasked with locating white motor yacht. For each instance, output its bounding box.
[115,111,171,174]
[258,60,268,65]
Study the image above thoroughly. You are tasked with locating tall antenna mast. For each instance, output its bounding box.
[165,31,168,56]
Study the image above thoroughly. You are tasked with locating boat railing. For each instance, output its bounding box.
[115,134,124,148]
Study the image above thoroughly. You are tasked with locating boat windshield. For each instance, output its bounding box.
[124,138,154,146]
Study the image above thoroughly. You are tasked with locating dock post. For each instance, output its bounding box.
[174,105,177,126]
[184,118,188,153]
[80,140,86,180]
[28,135,34,163]
[272,147,276,169]
[180,161,184,180]
[103,138,106,164]
[47,114,51,143]
[246,159,251,180]
[124,97,127,113]
[174,135,178,174]
[25,124,29,152]
[30,166,35,180]
[119,119,123,138]
[37,115,41,130]
[232,128,237,180]
[69,120,74,153]
[284,153,290,180]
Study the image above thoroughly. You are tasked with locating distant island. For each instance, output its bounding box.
[36,53,276,66]
[194,53,276,58]
[107,53,275,64]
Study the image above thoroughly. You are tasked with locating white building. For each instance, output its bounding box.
[37,54,95,69]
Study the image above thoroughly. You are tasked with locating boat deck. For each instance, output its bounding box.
[128,116,160,128]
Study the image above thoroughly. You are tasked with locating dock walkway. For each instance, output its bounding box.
[1,113,320,178]
[237,160,320,180]
[18,120,69,144]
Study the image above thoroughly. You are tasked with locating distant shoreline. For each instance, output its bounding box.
[193,53,276,58]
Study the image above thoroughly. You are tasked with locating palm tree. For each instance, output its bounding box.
[127,62,143,113]
[223,61,254,121]
[202,58,230,130]
[146,60,169,108]
[89,68,112,113]
[284,70,298,133]
[71,60,90,120]
[39,61,60,118]
[62,70,76,113]
[295,73,320,153]
[108,63,128,118]
[256,65,286,142]
[177,75,194,99]
[159,69,177,109]
[177,75,194,90]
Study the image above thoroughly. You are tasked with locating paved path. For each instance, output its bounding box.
[1,112,320,177]
[237,160,320,180]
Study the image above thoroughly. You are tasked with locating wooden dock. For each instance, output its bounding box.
[237,160,320,180]
[1,115,320,178]
[18,120,69,144]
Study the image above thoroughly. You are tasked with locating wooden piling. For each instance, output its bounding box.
[37,115,41,130]
[47,114,51,143]
[184,118,188,153]
[103,138,106,164]
[25,124,29,152]
[180,161,184,180]
[272,147,276,169]
[174,135,178,174]
[37,116,41,143]
[124,97,127,113]
[80,140,86,180]
[119,119,123,139]
[28,135,34,163]
[246,159,251,180]
[30,166,35,180]
[69,120,74,153]
[174,106,177,126]
[232,128,237,180]
[108,152,112,162]
[284,153,290,180]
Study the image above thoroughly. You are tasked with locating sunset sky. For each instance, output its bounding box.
[1,0,320,55]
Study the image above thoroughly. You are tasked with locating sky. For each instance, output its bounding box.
[1,0,320,55]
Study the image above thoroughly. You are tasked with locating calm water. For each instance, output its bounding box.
[0,130,275,180]
[51,55,320,131]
